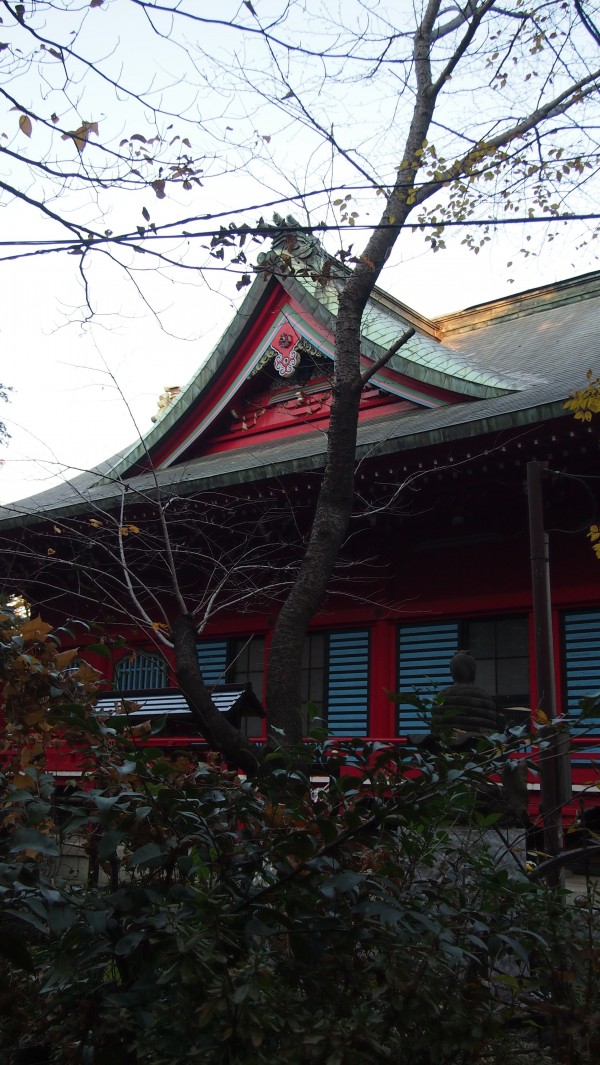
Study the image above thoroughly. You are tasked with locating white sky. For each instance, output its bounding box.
[1,0,599,506]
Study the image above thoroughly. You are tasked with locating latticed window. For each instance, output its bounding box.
[196,637,265,699]
[562,609,600,731]
[463,617,529,722]
[196,631,370,736]
[115,652,167,691]
[300,632,326,721]
[397,622,458,736]
[196,637,265,737]
[284,629,371,734]
[397,616,530,735]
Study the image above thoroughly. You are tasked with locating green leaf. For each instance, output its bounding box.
[497,934,530,964]
[116,760,137,777]
[321,871,364,898]
[8,910,49,936]
[98,828,127,859]
[578,693,600,718]
[87,642,112,658]
[115,930,145,956]
[127,843,165,868]
[230,983,250,1004]
[9,829,60,856]
[93,794,122,812]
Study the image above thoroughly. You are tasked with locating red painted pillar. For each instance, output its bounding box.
[369,619,396,739]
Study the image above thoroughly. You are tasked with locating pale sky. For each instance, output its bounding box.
[1,0,598,505]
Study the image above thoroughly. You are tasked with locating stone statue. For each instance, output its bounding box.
[434,650,498,736]
[432,651,528,826]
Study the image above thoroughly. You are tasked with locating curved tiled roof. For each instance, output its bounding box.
[2,255,599,529]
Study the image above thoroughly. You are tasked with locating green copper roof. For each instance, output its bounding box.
[106,238,524,480]
[288,269,524,394]
[282,272,525,397]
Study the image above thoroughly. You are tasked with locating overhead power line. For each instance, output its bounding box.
[0,211,598,254]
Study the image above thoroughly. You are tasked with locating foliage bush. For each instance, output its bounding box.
[1,613,600,1065]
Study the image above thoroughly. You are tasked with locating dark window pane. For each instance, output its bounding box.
[301,633,325,718]
[467,621,495,658]
[474,658,496,694]
[497,657,530,698]
[230,637,265,738]
[231,636,265,703]
[464,616,530,710]
[496,618,529,658]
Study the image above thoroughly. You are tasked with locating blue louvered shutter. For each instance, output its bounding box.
[326,630,369,735]
[563,611,600,731]
[397,622,459,735]
[115,652,167,691]
[197,640,229,687]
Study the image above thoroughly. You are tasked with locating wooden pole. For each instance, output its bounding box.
[527,460,565,887]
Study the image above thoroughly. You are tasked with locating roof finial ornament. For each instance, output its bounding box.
[151,385,181,423]
[257,213,324,269]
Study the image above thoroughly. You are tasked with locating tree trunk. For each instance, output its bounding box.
[264,7,441,743]
[172,613,260,774]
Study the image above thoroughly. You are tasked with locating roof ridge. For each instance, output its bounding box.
[435,270,600,337]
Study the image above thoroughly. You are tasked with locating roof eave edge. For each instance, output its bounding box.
[104,272,279,481]
[0,400,569,531]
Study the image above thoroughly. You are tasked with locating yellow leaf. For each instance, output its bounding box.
[47,548,56,556]
[120,700,141,714]
[74,661,102,685]
[130,720,152,739]
[13,773,33,790]
[53,525,62,534]
[89,518,103,528]
[20,744,43,765]
[151,621,169,632]
[127,524,140,534]
[55,648,78,670]
[25,709,47,726]
[19,616,53,641]
[119,527,129,537]
[19,114,32,138]
[534,708,551,726]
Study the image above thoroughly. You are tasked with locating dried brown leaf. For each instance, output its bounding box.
[62,121,99,154]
